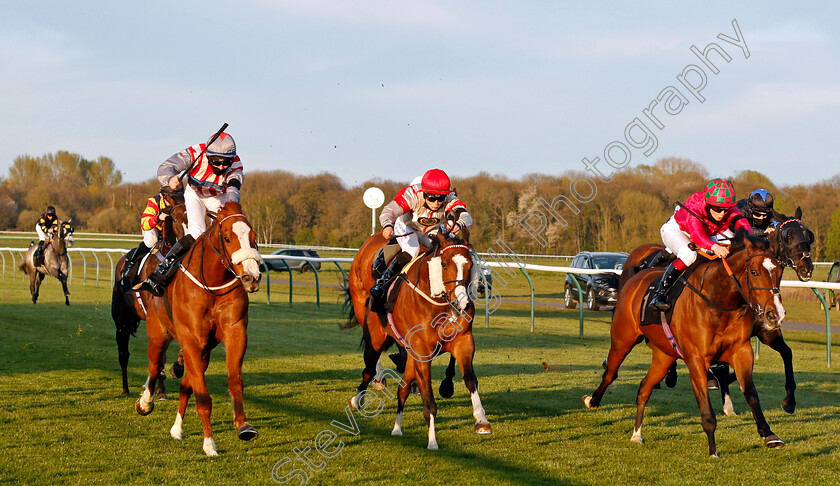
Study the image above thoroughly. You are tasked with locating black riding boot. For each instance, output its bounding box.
[133,235,195,296]
[370,251,411,310]
[119,242,150,291]
[33,241,46,266]
[647,263,684,312]
[371,250,387,277]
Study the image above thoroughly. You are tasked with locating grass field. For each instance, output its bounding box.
[2,247,840,485]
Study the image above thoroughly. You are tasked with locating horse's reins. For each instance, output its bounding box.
[179,213,255,295]
[685,249,781,317]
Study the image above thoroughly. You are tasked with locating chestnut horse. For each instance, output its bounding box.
[134,201,263,456]
[19,221,74,305]
[345,230,491,449]
[110,203,187,397]
[584,231,786,456]
[617,210,814,414]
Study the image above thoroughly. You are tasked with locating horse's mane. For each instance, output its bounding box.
[726,228,769,255]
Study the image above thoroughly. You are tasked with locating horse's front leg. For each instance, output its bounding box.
[181,342,216,456]
[224,322,257,441]
[685,355,718,457]
[759,328,796,413]
[392,359,417,437]
[632,349,675,445]
[731,342,784,449]
[170,372,193,440]
[58,272,70,306]
[413,357,438,450]
[136,333,171,416]
[451,336,490,434]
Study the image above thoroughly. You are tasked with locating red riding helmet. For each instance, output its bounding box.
[704,178,736,207]
[420,169,452,195]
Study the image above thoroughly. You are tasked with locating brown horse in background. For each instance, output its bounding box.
[110,203,187,397]
[19,221,74,306]
[345,229,491,449]
[134,201,263,456]
[617,210,814,414]
[584,231,786,456]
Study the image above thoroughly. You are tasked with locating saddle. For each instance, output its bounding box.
[639,275,683,326]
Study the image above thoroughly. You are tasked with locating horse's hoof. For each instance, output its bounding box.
[764,435,785,448]
[348,396,358,410]
[135,399,154,416]
[781,402,795,414]
[237,423,258,441]
[157,393,168,401]
[121,389,131,396]
[665,368,678,388]
[630,434,644,444]
[372,378,387,391]
[582,395,598,410]
[439,380,454,399]
[169,361,185,379]
[474,422,492,434]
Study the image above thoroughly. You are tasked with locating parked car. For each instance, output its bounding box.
[474,265,493,297]
[263,249,322,273]
[564,251,628,311]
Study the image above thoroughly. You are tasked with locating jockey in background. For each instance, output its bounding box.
[134,131,243,296]
[33,205,59,265]
[736,188,781,237]
[370,168,473,305]
[648,178,752,312]
[118,186,184,290]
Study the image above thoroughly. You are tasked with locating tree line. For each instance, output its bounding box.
[2,152,839,260]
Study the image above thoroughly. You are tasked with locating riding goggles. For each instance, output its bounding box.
[708,205,727,213]
[425,194,447,203]
[208,155,234,168]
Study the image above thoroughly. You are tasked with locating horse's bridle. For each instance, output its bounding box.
[185,212,256,296]
[400,243,473,312]
[688,251,781,319]
[774,219,811,270]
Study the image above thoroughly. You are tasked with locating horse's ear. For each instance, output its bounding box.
[807,230,815,244]
[460,227,470,245]
[795,206,802,220]
[436,231,447,248]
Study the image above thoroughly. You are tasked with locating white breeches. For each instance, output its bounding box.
[35,225,47,241]
[394,218,432,258]
[142,229,159,248]
[185,185,226,239]
[660,217,734,267]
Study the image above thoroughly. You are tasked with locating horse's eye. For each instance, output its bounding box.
[750,269,759,276]
[224,237,230,243]
[441,263,447,270]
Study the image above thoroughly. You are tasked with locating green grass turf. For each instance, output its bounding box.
[2,267,840,486]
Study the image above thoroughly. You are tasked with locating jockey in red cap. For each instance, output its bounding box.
[370,168,473,305]
[648,178,752,312]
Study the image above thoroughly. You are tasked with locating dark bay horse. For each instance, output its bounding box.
[617,209,814,414]
[20,221,74,305]
[584,231,786,456]
[111,203,187,396]
[345,230,490,449]
[134,201,263,456]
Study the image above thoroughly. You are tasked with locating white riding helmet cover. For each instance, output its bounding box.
[206,132,236,159]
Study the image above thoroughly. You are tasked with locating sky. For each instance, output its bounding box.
[2,1,838,189]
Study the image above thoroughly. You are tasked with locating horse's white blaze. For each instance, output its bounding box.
[170,412,184,440]
[762,257,786,323]
[470,390,488,424]
[429,256,445,298]
[774,294,786,322]
[203,437,218,457]
[392,412,403,436]
[230,221,262,279]
[452,254,470,310]
[427,415,438,450]
[630,426,643,444]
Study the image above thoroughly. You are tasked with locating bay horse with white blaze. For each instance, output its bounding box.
[584,231,786,456]
[618,208,814,414]
[345,229,491,449]
[20,221,74,306]
[111,203,187,397]
[134,201,263,456]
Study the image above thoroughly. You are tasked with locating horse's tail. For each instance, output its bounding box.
[339,280,360,330]
[18,261,26,273]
